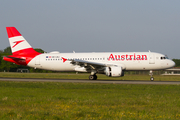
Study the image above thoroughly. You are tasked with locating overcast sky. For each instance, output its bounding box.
[0,1,180,59]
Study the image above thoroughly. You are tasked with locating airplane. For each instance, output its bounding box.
[3,27,175,81]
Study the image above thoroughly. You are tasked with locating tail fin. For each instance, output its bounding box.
[4,27,40,66]
[6,27,39,56]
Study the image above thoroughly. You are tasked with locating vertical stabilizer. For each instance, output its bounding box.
[4,27,40,66]
[6,27,39,56]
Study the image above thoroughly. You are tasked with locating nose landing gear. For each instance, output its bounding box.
[149,70,154,81]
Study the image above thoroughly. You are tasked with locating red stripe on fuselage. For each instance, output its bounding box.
[12,48,40,56]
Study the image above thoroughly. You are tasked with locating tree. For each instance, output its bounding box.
[3,46,12,54]
[172,59,180,67]
[34,48,46,53]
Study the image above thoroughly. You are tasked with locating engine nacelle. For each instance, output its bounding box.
[105,66,124,77]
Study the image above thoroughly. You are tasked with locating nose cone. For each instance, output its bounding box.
[169,60,175,68]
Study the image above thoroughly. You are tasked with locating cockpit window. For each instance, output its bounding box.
[161,56,169,60]
[165,55,169,59]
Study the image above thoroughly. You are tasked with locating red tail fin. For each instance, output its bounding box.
[4,27,41,66]
[6,27,40,56]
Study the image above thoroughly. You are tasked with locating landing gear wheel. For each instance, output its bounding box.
[89,75,94,80]
[150,77,154,81]
[89,75,97,80]
[149,70,154,81]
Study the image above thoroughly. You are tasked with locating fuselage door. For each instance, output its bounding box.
[149,53,155,64]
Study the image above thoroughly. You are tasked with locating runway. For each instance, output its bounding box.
[0,78,180,85]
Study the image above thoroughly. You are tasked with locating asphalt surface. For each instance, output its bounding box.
[0,78,180,85]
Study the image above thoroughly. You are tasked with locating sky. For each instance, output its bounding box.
[0,0,180,59]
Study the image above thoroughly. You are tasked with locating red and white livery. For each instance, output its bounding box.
[4,27,175,81]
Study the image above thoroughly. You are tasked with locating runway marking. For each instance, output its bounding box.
[0,78,180,85]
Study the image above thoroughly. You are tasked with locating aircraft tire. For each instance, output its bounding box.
[89,75,94,80]
[89,75,97,80]
[150,77,154,81]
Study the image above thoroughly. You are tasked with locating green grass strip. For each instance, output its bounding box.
[0,81,180,119]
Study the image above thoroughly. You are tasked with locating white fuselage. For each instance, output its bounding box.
[28,52,175,72]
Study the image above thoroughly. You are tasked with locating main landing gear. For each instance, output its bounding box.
[89,74,97,80]
[149,70,154,81]
[89,70,97,80]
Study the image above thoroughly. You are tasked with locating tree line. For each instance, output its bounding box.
[0,47,180,73]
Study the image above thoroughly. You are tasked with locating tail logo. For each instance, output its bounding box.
[12,40,24,48]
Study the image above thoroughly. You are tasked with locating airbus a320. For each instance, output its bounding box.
[3,27,175,81]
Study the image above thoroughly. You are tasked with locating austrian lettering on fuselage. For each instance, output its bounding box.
[108,53,147,61]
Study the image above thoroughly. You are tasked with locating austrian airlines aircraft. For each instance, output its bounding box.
[4,27,175,81]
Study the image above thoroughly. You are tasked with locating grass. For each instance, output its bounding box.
[0,81,180,119]
[0,72,180,81]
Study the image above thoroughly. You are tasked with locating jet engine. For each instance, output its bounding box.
[105,66,124,77]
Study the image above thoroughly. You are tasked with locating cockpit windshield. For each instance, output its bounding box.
[161,55,169,60]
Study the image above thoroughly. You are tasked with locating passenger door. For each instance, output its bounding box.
[149,53,155,64]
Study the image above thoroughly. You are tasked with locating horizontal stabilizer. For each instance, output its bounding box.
[4,56,26,60]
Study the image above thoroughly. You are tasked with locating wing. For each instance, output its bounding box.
[69,59,116,72]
